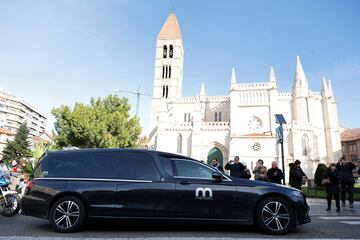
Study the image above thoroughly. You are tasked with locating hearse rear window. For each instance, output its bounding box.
[41,152,161,181]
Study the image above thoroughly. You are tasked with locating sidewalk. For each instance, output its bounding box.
[307,198,360,216]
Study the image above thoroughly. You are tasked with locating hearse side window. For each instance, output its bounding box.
[174,160,213,179]
[159,155,173,177]
[91,152,161,181]
[40,152,161,181]
[40,153,90,178]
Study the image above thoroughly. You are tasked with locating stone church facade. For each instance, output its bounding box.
[147,13,342,178]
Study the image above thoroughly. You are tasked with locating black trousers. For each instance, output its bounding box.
[341,182,354,204]
[327,193,340,209]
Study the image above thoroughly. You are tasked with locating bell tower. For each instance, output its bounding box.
[151,13,184,123]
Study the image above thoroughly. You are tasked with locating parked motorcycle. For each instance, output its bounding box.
[0,171,21,217]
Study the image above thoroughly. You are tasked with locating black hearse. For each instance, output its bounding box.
[21,149,310,234]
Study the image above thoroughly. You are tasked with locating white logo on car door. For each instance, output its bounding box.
[195,187,213,200]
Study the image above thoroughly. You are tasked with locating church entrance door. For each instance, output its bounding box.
[207,147,223,167]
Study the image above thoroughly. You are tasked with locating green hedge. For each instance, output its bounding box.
[301,186,360,201]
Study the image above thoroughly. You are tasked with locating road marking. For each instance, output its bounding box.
[340,221,360,225]
[318,216,360,220]
[1,238,360,240]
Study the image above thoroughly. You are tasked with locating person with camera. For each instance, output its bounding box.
[225,156,249,179]
[336,157,356,208]
[323,163,341,212]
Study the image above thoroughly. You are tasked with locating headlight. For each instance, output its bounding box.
[292,191,304,201]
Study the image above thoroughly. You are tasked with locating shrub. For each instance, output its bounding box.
[314,163,328,186]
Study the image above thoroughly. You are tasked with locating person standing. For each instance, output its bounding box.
[336,157,356,208]
[225,156,246,178]
[211,158,224,173]
[255,166,268,181]
[252,159,264,180]
[267,161,284,184]
[289,160,308,190]
[323,163,341,212]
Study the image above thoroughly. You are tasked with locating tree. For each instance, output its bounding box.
[2,122,31,164]
[52,95,141,148]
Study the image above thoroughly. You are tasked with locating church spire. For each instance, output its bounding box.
[157,13,182,40]
[231,67,237,84]
[269,66,276,82]
[200,82,205,96]
[294,56,308,87]
[321,77,329,98]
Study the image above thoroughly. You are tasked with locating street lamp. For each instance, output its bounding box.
[275,114,287,185]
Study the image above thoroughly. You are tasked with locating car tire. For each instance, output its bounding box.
[255,196,295,235]
[49,196,86,233]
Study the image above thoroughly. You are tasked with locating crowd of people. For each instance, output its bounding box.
[210,156,360,212]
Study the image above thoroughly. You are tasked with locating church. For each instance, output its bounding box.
[147,13,342,178]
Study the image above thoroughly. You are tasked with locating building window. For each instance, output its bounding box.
[350,155,358,161]
[214,112,218,122]
[165,86,169,98]
[218,112,222,121]
[302,134,310,156]
[184,113,187,122]
[342,144,346,154]
[184,113,191,122]
[168,66,171,78]
[177,134,182,154]
[169,45,173,58]
[163,45,167,58]
[349,144,357,152]
[162,66,165,79]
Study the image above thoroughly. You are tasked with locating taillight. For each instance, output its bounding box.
[25,180,35,193]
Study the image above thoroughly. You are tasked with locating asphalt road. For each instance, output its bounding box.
[0,199,359,239]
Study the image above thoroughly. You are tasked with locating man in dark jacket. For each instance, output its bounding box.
[289,160,307,190]
[211,158,224,173]
[323,163,341,212]
[225,156,246,178]
[267,161,284,184]
[336,157,356,208]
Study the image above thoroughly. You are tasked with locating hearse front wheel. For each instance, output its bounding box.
[49,196,86,233]
[256,196,295,235]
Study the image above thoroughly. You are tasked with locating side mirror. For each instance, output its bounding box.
[212,171,223,181]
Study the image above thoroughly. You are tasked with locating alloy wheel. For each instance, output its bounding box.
[54,200,80,230]
[261,201,290,232]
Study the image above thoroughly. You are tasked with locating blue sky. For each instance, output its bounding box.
[0,0,359,131]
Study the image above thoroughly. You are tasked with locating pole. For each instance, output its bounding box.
[280,123,286,185]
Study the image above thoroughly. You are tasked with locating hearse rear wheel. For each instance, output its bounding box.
[256,196,295,235]
[49,196,86,233]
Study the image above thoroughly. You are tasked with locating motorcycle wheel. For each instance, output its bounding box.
[1,194,20,217]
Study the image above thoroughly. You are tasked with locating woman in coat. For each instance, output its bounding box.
[323,163,340,212]
[289,160,307,190]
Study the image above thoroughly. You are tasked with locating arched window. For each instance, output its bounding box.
[302,134,310,156]
[165,66,168,79]
[168,66,171,78]
[214,112,218,121]
[165,86,169,98]
[169,45,173,58]
[162,66,165,79]
[162,86,165,98]
[219,112,222,121]
[163,45,167,58]
[177,134,182,153]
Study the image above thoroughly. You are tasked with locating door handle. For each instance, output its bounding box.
[180,180,191,185]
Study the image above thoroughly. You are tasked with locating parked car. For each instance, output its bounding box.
[21,149,310,234]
